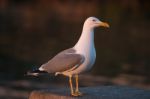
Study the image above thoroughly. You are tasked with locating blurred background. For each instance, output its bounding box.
[0,0,150,99]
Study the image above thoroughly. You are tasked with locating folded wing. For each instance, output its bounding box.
[40,48,84,73]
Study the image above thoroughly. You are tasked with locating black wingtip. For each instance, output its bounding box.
[25,68,48,76]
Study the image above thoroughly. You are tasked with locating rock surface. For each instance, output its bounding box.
[29,86,150,99]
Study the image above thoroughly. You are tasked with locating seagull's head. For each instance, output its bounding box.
[84,17,109,29]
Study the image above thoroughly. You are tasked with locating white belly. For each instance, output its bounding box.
[72,47,96,75]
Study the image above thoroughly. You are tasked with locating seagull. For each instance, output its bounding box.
[27,17,109,96]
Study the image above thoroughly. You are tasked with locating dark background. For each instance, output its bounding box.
[0,0,150,98]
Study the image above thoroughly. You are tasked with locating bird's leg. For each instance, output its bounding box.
[69,75,74,96]
[69,75,82,96]
[74,74,83,96]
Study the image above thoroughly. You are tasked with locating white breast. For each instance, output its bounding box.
[71,28,96,74]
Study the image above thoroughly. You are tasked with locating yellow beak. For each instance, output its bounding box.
[99,22,110,28]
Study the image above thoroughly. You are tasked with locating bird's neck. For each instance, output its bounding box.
[74,26,95,53]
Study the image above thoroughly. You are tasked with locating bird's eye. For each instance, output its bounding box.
[92,19,96,22]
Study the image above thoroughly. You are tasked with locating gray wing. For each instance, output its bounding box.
[40,48,84,73]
